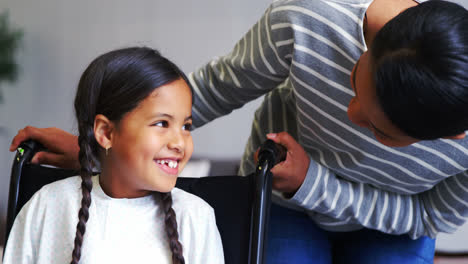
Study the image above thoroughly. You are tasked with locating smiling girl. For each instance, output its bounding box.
[3,47,224,264]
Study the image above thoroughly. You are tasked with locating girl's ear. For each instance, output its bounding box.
[94,114,114,149]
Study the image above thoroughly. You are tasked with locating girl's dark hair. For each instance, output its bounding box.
[71,47,189,264]
[371,1,468,140]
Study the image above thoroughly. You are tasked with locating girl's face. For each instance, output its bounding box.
[103,79,193,198]
[347,51,419,147]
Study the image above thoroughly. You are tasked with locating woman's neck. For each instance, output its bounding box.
[364,0,418,47]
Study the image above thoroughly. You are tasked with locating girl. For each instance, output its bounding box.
[3,47,224,263]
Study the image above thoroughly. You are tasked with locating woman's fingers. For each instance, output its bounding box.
[9,126,80,169]
[265,132,310,195]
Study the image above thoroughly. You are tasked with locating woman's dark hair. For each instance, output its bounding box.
[71,47,189,264]
[371,0,468,140]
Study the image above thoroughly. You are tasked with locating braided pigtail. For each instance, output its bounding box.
[70,129,95,264]
[160,192,185,264]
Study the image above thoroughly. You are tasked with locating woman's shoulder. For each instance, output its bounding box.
[268,0,372,28]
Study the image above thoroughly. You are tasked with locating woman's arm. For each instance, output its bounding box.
[298,164,468,238]
[190,3,291,128]
[270,132,468,239]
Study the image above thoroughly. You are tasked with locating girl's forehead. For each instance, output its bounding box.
[134,81,192,112]
[149,79,191,97]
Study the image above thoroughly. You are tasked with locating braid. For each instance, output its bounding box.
[159,192,185,264]
[70,130,95,264]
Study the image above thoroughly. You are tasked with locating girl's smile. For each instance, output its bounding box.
[155,158,180,175]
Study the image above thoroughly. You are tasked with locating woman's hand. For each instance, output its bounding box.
[9,126,80,169]
[256,132,310,196]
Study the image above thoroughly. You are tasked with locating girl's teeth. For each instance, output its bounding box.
[169,161,176,168]
[156,160,177,169]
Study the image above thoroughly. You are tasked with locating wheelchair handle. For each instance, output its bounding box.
[6,140,45,247]
[16,139,45,161]
[257,139,287,168]
[249,139,286,264]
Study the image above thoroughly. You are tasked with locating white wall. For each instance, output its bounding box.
[0,0,271,245]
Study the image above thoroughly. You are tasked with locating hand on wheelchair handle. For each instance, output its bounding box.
[257,139,287,168]
[9,126,81,170]
[255,132,310,196]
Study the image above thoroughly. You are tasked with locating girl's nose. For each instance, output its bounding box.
[168,131,184,153]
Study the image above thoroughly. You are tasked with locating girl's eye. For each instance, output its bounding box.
[183,123,193,131]
[152,121,168,128]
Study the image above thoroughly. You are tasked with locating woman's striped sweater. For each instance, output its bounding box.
[189,0,468,239]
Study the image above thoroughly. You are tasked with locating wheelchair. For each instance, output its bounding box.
[4,139,285,264]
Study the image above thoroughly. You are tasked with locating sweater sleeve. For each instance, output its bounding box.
[287,158,468,239]
[190,4,291,128]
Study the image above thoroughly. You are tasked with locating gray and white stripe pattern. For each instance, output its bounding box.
[190,0,468,239]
